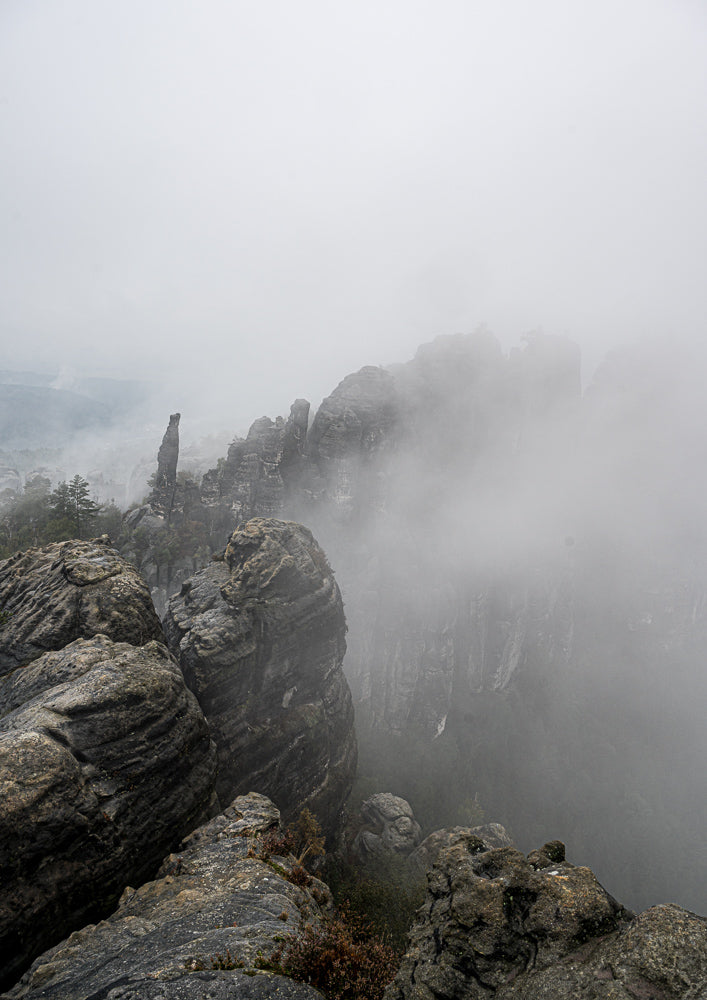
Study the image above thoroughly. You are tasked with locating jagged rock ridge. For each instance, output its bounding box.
[164,517,357,841]
[0,538,217,990]
[5,793,327,999]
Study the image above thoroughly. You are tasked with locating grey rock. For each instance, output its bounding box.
[385,838,707,999]
[164,517,357,840]
[155,411,180,489]
[0,537,164,675]
[200,401,310,525]
[410,822,514,872]
[6,793,326,1000]
[0,635,217,990]
[353,793,422,859]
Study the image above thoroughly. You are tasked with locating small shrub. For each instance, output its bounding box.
[186,948,244,971]
[259,827,298,860]
[258,808,325,869]
[286,864,312,887]
[291,808,326,866]
[262,907,398,1000]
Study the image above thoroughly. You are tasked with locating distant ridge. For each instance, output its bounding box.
[0,384,111,449]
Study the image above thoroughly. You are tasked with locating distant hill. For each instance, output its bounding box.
[0,384,112,449]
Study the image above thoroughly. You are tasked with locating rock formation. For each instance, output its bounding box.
[386,838,707,999]
[164,517,357,840]
[409,822,514,873]
[6,793,328,999]
[155,411,180,485]
[181,333,582,738]
[353,793,422,860]
[0,535,164,674]
[200,400,311,524]
[0,537,218,988]
[119,330,707,914]
[0,635,217,990]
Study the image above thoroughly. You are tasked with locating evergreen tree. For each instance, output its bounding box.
[67,474,101,538]
[50,476,101,539]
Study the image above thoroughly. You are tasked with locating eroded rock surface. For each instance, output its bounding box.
[6,793,327,1000]
[353,793,422,860]
[164,517,356,840]
[0,635,217,991]
[409,821,514,873]
[385,838,707,999]
[0,537,164,674]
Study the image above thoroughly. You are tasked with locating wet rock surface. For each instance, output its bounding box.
[353,793,422,860]
[409,821,514,873]
[0,635,217,991]
[385,838,707,999]
[164,517,357,840]
[6,793,327,1000]
[0,537,164,674]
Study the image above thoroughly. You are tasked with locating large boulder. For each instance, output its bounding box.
[353,793,422,860]
[409,821,514,873]
[164,517,357,840]
[0,635,217,991]
[0,536,164,674]
[6,793,328,1000]
[385,837,707,999]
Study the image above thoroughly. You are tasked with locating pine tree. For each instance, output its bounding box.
[50,476,101,539]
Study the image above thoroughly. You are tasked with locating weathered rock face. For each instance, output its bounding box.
[164,517,357,840]
[156,412,180,487]
[6,792,328,1000]
[353,793,422,860]
[409,822,514,874]
[304,366,398,521]
[200,400,311,524]
[0,635,217,991]
[386,838,707,1000]
[0,536,164,674]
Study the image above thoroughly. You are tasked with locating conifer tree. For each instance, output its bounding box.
[50,475,101,539]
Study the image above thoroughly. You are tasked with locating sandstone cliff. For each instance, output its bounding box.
[0,538,217,990]
[5,792,328,1000]
[164,517,357,841]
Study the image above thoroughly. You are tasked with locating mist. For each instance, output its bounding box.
[1,0,706,920]
[2,0,706,428]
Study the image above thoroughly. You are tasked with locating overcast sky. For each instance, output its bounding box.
[1,0,706,430]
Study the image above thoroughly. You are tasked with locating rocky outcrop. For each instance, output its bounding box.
[200,400,311,525]
[0,634,217,991]
[353,793,422,860]
[156,412,180,488]
[150,411,180,519]
[0,536,164,674]
[409,822,514,873]
[6,792,328,999]
[385,838,707,999]
[164,517,356,840]
[304,366,398,521]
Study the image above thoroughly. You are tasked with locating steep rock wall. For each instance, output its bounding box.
[164,517,357,840]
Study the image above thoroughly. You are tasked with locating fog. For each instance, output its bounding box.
[1,1,706,917]
[2,0,706,429]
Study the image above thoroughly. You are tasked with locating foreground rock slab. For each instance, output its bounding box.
[0,636,217,990]
[6,793,327,1000]
[164,518,357,839]
[0,536,164,674]
[385,837,707,999]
